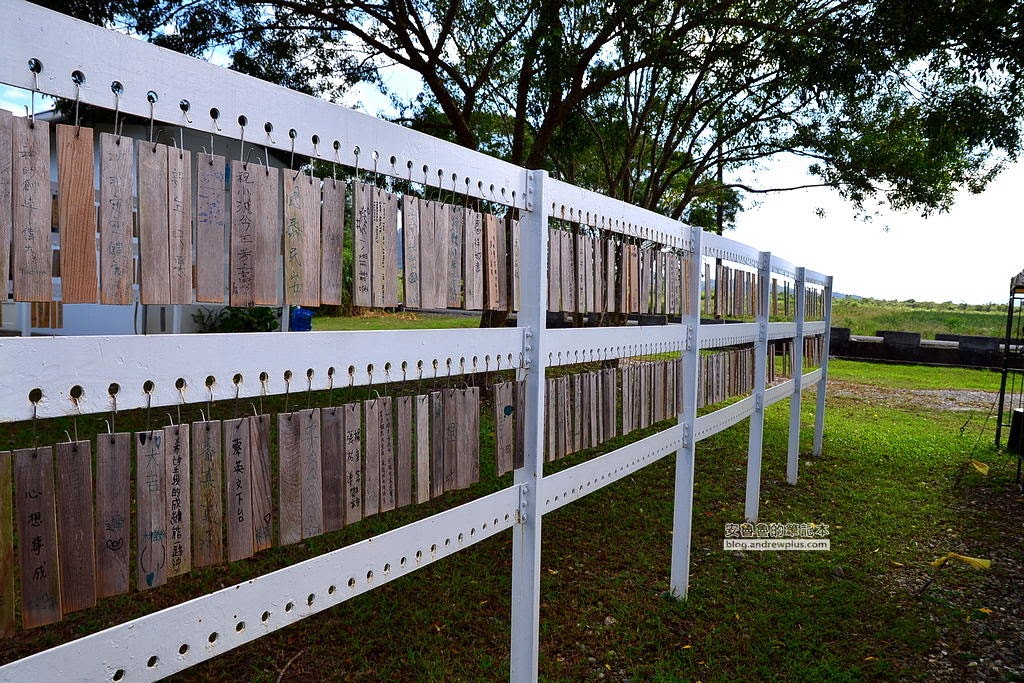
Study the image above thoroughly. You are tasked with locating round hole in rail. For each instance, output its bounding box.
[348,577,356,588]
[400,556,407,567]
[205,375,216,389]
[327,366,336,379]
[444,538,451,547]
[208,631,219,644]
[457,533,464,543]
[333,140,341,151]
[237,114,247,127]
[306,368,314,381]
[366,570,374,581]
[328,585,337,595]
[259,371,269,383]
[110,80,123,96]
[285,601,294,613]
[28,388,43,404]
[383,563,391,574]
[210,107,220,120]
[112,669,125,681]
[71,69,86,85]
[175,377,186,391]
[147,655,159,668]
[311,134,320,146]
[178,643,189,656]
[430,544,437,553]
[307,593,315,606]
[416,550,423,561]
[232,373,243,385]
[69,385,84,401]
[143,380,155,394]
[261,610,270,623]
[283,370,293,382]
[146,90,158,104]
[27,57,44,74]
[235,620,245,632]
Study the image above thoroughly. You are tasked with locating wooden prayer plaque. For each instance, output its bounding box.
[297,408,323,539]
[137,141,170,304]
[0,111,11,299]
[464,207,484,310]
[456,387,477,488]
[321,407,345,533]
[15,447,61,628]
[283,173,321,306]
[548,227,561,312]
[417,199,437,309]
[135,431,167,590]
[483,213,500,309]
[493,382,514,477]
[371,187,399,308]
[431,202,451,308]
[415,395,430,503]
[230,162,280,306]
[224,418,254,560]
[443,388,459,491]
[363,399,381,516]
[447,203,464,308]
[395,396,413,508]
[377,397,396,513]
[352,181,372,307]
[56,125,98,303]
[560,231,574,313]
[495,215,508,311]
[12,118,52,302]
[342,403,363,525]
[510,218,522,311]
[277,412,302,545]
[196,153,227,303]
[167,147,193,303]
[250,414,273,551]
[575,232,586,314]
[164,424,191,578]
[98,133,134,305]
[402,195,421,308]
[0,451,12,636]
[321,179,346,305]
[190,421,223,567]
[56,441,96,613]
[429,391,445,498]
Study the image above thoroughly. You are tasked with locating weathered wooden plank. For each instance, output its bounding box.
[229,162,258,306]
[592,236,603,314]
[547,227,561,312]
[12,119,52,301]
[605,238,616,313]
[417,199,437,309]
[372,188,399,308]
[575,232,586,314]
[136,141,170,304]
[510,218,521,311]
[432,203,451,308]
[195,153,226,303]
[414,394,430,503]
[253,166,281,306]
[443,388,459,491]
[447,203,464,308]
[342,403,363,525]
[456,388,472,488]
[464,207,484,310]
[0,451,12,636]
[402,195,421,308]
[560,231,575,313]
[495,214,508,312]
[545,378,556,461]
[163,424,190,578]
[466,387,480,484]
[321,407,344,533]
[224,418,254,561]
[277,412,302,545]
[589,372,599,448]
[297,408,323,538]
[493,382,514,477]
[0,111,11,299]
[395,396,413,509]
[572,374,582,453]
[429,391,445,498]
[190,421,223,568]
[514,380,526,470]
[97,139,134,305]
[167,147,193,304]
[363,399,381,516]
[135,430,167,590]
[283,173,322,306]
[15,447,61,628]
[377,397,396,512]
[483,212,500,309]
[560,376,571,459]
[56,124,98,303]
[320,178,346,305]
[55,440,95,612]
[250,414,273,551]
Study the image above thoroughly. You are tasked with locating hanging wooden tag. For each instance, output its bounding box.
[163,424,190,578]
[621,366,632,434]
[320,178,346,305]
[593,372,604,445]
[545,378,556,462]
[135,430,167,590]
[483,213,500,310]
[510,218,522,312]
[575,233,587,313]
[97,133,134,305]
[495,215,509,312]
[190,420,223,568]
[560,231,575,313]
[297,409,323,538]
[363,399,381,515]
[137,141,171,304]
[514,380,526,470]
[443,388,459,491]
[578,374,590,450]
[447,204,464,308]
[94,433,129,599]
[56,440,96,613]
[284,174,322,307]
[415,395,430,503]
[321,407,345,533]
[351,181,372,307]
[547,227,561,312]
[167,147,193,304]
[592,237,604,315]
[395,396,413,509]
[250,414,273,551]
[429,391,445,498]
[195,153,226,303]
[15,447,61,628]
[0,111,11,299]
[570,374,582,453]
[457,387,479,487]
[277,412,302,545]
[417,199,437,309]
[56,125,98,303]
[428,202,450,308]
[604,238,615,313]
[377,397,396,513]
[402,195,422,308]
[0,451,12,637]
[493,382,514,477]
[12,118,52,302]
[371,188,399,308]
[342,403,363,525]
[589,372,599,449]
[224,418,254,560]
[584,235,595,314]
[464,208,484,310]
[230,163,280,306]
[560,376,571,459]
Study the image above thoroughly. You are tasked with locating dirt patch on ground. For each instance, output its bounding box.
[829,380,1001,413]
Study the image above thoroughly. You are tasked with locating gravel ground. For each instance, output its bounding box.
[829,380,1002,413]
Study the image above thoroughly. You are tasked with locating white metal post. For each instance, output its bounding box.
[171,305,182,334]
[670,226,703,598]
[744,251,771,522]
[786,267,806,484]
[17,302,30,336]
[812,275,834,456]
[510,170,548,682]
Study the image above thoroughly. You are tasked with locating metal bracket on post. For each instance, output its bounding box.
[518,483,530,523]
[681,422,691,449]
[685,324,694,351]
[522,327,534,370]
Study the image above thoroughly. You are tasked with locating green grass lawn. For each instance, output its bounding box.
[313,310,480,331]
[831,299,1007,339]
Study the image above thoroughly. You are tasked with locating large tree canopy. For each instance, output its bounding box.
[36,0,1024,223]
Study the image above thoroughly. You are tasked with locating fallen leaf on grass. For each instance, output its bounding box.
[930,553,992,570]
[977,607,994,615]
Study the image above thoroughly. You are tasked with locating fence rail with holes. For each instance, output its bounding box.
[0,2,833,681]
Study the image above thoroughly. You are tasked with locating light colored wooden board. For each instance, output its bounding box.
[55,124,98,303]
[342,403,363,525]
[298,408,323,538]
[545,378,556,461]
[574,232,586,314]
[432,203,450,309]
[98,134,134,305]
[229,162,258,306]
[401,195,421,308]
[415,395,430,503]
[443,389,459,491]
[493,382,514,477]
[511,218,522,311]
[321,407,345,533]
[572,374,582,453]
[560,231,574,313]
[190,421,223,568]
[590,372,599,448]
[12,119,52,302]
[320,179,346,305]
[284,173,321,306]
[363,399,380,516]
[377,397,395,512]
[429,391,445,498]
[547,227,561,312]
[135,431,168,591]
[0,111,11,299]
[0,451,12,637]
[15,447,61,628]
[446,202,464,308]
[483,212,500,309]
[54,441,95,614]
[253,166,280,306]
[195,153,226,303]
[592,236,603,314]
[621,366,632,434]
[560,377,571,459]
[605,238,615,313]
[277,412,302,545]
[136,141,170,304]
[417,199,437,309]
[371,188,399,308]
[495,214,508,311]
[466,386,480,484]
[163,424,190,578]
[167,147,193,303]
[250,414,273,551]
[351,181,372,306]
[395,396,413,508]
[224,418,254,561]
[463,208,484,310]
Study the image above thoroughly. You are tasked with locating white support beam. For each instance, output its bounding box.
[787,267,806,484]
[743,251,772,522]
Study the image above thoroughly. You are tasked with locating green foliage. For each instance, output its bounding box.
[191,306,281,333]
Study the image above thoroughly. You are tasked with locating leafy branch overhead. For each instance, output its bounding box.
[41,0,1024,219]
